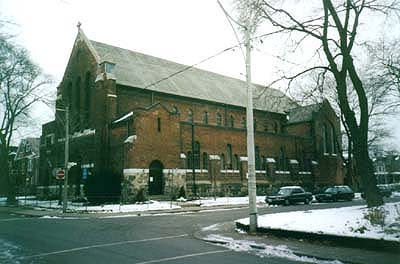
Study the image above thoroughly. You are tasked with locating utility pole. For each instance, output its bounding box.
[245,20,258,233]
[62,105,69,213]
[217,0,258,232]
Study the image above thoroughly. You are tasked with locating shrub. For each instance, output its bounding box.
[364,207,387,228]
[134,188,147,203]
[178,186,186,199]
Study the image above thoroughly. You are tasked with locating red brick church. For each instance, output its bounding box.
[39,28,344,199]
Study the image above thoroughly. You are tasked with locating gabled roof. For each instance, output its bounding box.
[15,138,40,160]
[75,29,298,113]
[287,103,322,124]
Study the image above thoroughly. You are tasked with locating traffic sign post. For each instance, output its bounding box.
[56,169,65,180]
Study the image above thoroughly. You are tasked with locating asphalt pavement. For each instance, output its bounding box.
[0,199,399,264]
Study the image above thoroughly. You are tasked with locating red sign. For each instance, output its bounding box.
[56,169,65,180]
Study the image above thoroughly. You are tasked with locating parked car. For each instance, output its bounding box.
[266,186,313,205]
[315,185,355,202]
[361,184,392,199]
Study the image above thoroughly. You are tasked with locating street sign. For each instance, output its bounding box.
[56,169,65,180]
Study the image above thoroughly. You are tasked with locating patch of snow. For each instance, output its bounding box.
[40,215,61,219]
[176,197,187,202]
[204,234,343,264]
[187,196,266,207]
[236,202,400,242]
[392,191,400,198]
[202,223,221,231]
[0,239,22,264]
[77,200,181,213]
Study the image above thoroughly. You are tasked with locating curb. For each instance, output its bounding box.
[236,222,400,253]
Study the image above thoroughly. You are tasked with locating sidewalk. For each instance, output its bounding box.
[195,221,400,264]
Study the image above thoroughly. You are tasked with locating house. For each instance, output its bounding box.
[39,27,344,200]
[14,138,40,193]
[373,154,400,184]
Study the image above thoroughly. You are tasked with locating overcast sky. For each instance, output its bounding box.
[1,0,399,150]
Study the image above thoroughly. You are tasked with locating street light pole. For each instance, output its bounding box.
[245,21,258,233]
[62,105,69,213]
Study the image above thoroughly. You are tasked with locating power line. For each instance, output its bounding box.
[143,45,239,90]
[141,31,284,92]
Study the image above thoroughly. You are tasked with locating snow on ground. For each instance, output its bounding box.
[60,200,181,213]
[185,196,266,207]
[204,234,343,264]
[392,191,400,197]
[237,202,400,242]
[74,200,181,213]
[0,239,22,264]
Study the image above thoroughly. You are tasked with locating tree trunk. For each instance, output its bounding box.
[0,146,16,204]
[0,150,8,196]
[353,134,383,207]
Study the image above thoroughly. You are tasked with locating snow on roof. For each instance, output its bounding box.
[124,135,136,143]
[113,111,133,124]
[266,158,276,163]
[209,155,220,160]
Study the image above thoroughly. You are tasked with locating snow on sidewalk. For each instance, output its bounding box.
[236,202,400,242]
[184,196,266,207]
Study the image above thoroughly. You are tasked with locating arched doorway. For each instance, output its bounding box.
[149,160,164,195]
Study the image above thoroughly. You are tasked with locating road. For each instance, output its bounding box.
[0,199,397,264]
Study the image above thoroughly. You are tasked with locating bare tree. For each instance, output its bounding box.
[0,24,52,204]
[237,0,400,207]
[367,38,400,98]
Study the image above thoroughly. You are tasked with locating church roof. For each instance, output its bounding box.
[88,39,298,114]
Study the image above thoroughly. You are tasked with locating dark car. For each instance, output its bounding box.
[361,185,392,199]
[315,185,354,202]
[266,186,313,205]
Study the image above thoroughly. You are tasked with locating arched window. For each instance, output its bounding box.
[84,72,91,126]
[261,155,266,170]
[322,124,328,153]
[194,141,200,169]
[172,106,179,114]
[220,154,225,170]
[278,147,286,170]
[229,115,234,128]
[233,154,239,170]
[273,122,278,133]
[330,124,336,154]
[216,113,222,126]
[203,111,208,125]
[226,144,232,169]
[188,109,193,123]
[75,77,81,128]
[255,146,261,170]
[264,121,268,132]
[202,152,208,170]
[241,117,246,128]
[187,151,192,169]
[66,82,72,107]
